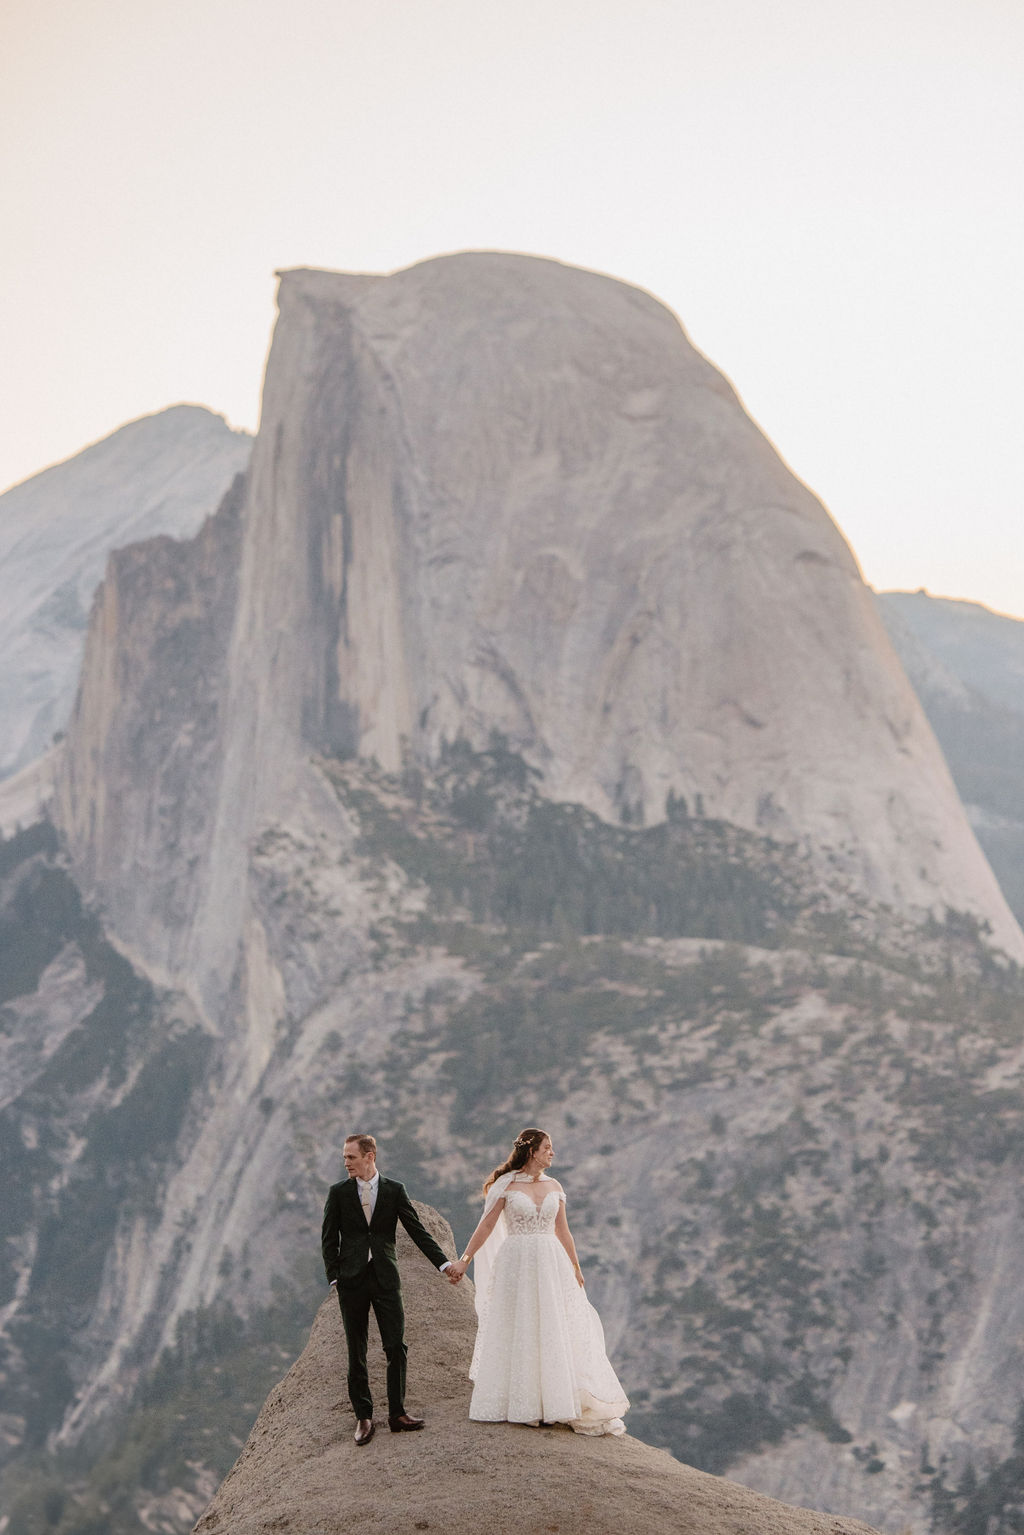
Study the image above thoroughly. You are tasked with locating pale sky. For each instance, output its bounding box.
[3,0,1022,616]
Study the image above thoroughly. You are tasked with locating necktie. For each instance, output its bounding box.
[360,1183,373,1225]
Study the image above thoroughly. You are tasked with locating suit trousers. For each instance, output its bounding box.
[337,1262,408,1418]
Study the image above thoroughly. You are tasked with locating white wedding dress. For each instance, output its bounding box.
[468,1177,628,1435]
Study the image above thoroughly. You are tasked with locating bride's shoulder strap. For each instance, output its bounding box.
[484,1170,514,1211]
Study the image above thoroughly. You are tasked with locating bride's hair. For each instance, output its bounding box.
[483,1127,549,1193]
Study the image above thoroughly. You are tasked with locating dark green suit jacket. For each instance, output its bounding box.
[321,1175,449,1293]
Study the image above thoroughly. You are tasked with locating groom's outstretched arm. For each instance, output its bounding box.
[394,1183,452,1271]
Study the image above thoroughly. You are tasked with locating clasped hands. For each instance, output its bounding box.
[445,1258,583,1288]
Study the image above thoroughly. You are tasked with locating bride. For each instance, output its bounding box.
[447,1127,628,1435]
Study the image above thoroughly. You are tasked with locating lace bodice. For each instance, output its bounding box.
[503,1187,563,1236]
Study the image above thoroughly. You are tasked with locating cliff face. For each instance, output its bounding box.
[54,254,1024,1017]
[0,405,251,781]
[55,474,246,993]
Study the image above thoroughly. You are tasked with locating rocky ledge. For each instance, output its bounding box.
[192,1205,880,1535]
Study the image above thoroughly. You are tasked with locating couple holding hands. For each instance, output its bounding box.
[320,1128,628,1446]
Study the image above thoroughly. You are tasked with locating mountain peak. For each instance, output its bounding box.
[53,250,1024,1019]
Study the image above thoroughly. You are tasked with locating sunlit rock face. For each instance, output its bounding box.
[55,253,1024,1020]
[0,405,251,780]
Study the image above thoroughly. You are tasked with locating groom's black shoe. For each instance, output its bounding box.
[389,1413,425,1432]
[354,1418,375,1445]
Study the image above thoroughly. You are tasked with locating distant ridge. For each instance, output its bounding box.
[877,588,1024,924]
[0,404,251,779]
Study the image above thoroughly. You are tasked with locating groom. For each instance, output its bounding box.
[321,1133,459,1446]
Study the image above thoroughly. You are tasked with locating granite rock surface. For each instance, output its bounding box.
[193,1205,881,1535]
[54,254,1024,1024]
